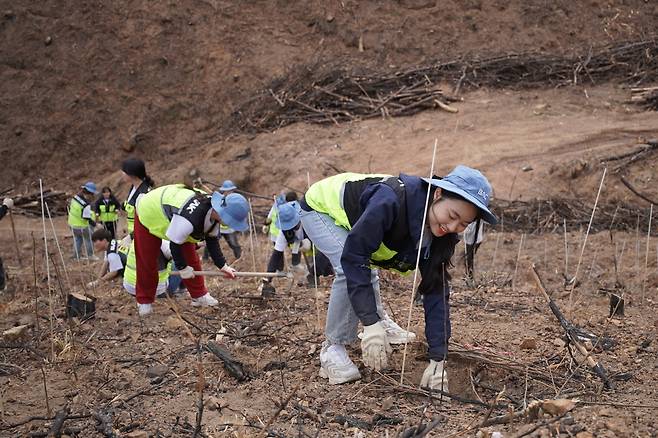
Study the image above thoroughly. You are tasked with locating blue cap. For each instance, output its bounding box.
[211,192,249,232]
[275,194,286,206]
[423,165,497,224]
[81,182,97,194]
[219,180,237,192]
[276,201,301,231]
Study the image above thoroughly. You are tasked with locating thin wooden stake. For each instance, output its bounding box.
[512,233,525,292]
[31,232,39,332]
[563,218,569,279]
[40,366,51,417]
[401,139,437,384]
[307,171,321,330]
[568,167,606,314]
[45,202,71,289]
[245,198,258,287]
[39,179,55,361]
[642,204,653,303]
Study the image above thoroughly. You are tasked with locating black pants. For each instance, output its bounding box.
[0,256,5,291]
[102,221,117,239]
[465,243,481,280]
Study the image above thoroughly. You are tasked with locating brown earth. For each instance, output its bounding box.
[2,1,658,437]
[1,0,658,190]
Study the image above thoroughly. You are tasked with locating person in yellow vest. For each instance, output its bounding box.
[87,229,128,288]
[121,158,154,241]
[68,181,98,260]
[134,184,249,316]
[123,240,172,298]
[300,166,497,390]
[94,187,122,240]
[217,180,242,260]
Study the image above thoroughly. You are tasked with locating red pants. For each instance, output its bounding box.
[134,214,207,304]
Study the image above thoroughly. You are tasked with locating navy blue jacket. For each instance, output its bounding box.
[340,173,453,360]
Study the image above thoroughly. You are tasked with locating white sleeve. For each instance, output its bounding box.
[82,205,92,219]
[165,215,195,244]
[273,231,287,252]
[160,240,172,260]
[107,253,124,273]
[267,205,275,220]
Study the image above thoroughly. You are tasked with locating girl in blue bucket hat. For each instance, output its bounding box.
[300,165,497,389]
[258,200,310,297]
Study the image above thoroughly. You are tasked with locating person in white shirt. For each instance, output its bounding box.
[258,201,307,297]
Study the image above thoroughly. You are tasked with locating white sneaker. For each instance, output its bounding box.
[138,303,152,316]
[191,293,219,307]
[358,313,417,344]
[318,342,361,385]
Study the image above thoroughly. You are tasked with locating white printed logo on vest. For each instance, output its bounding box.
[186,199,201,214]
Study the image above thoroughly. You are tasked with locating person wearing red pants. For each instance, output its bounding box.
[134,184,250,316]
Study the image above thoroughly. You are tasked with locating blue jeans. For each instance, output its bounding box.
[300,209,385,345]
[72,226,93,259]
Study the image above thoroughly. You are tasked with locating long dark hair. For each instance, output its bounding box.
[416,187,478,294]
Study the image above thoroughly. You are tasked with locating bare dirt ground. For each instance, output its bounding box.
[2,81,658,436]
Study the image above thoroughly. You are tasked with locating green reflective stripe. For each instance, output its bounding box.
[68,196,89,228]
[124,202,135,233]
[123,241,169,288]
[98,204,118,222]
[136,184,202,243]
[305,172,410,270]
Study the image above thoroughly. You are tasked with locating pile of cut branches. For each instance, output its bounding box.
[631,86,658,110]
[228,39,658,133]
[491,198,653,235]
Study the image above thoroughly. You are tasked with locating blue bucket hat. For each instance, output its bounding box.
[423,165,497,224]
[219,180,237,192]
[276,201,301,231]
[211,192,249,232]
[81,181,97,194]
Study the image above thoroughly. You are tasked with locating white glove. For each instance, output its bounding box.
[119,234,132,250]
[87,280,99,288]
[300,238,312,252]
[261,225,269,234]
[420,360,449,392]
[2,198,14,209]
[179,266,195,279]
[220,264,237,279]
[360,321,391,371]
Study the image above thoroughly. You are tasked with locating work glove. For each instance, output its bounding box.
[261,224,269,234]
[220,264,237,279]
[3,198,14,209]
[360,321,391,371]
[119,234,132,250]
[179,266,195,279]
[300,238,312,252]
[420,360,449,393]
[86,280,99,288]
